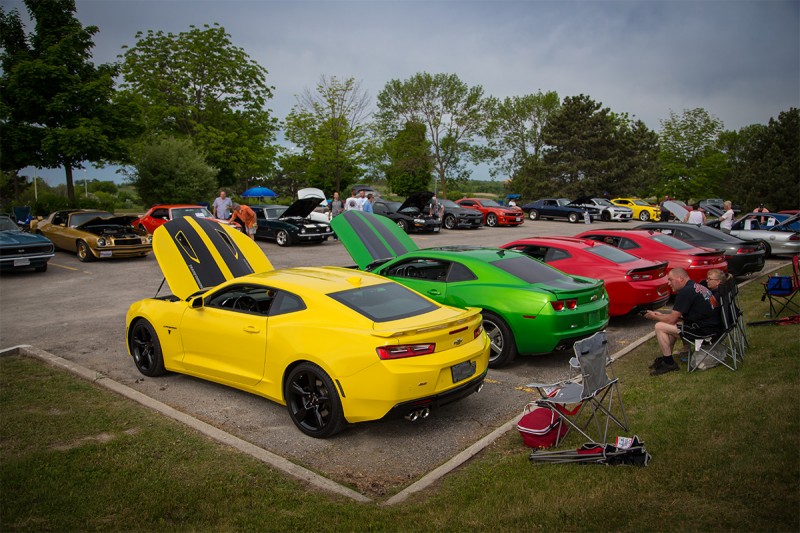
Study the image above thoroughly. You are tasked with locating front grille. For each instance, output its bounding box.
[0,243,54,257]
[112,238,144,246]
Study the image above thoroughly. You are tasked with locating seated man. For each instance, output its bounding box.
[641,268,721,376]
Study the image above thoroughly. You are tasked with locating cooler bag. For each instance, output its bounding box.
[517,403,570,449]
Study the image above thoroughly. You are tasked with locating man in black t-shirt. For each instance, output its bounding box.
[642,268,721,375]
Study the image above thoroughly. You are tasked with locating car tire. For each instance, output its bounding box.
[129,319,166,377]
[528,210,539,221]
[639,211,650,221]
[276,230,291,246]
[396,219,409,232]
[759,241,772,257]
[482,311,517,368]
[601,211,611,222]
[443,214,456,230]
[76,240,94,262]
[486,213,498,227]
[284,362,345,438]
[568,212,579,223]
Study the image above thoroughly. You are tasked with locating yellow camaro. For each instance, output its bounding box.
[610,198,662,221]
[126,216,490,438]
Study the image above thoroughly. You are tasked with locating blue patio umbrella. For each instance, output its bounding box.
[241,186,277,198]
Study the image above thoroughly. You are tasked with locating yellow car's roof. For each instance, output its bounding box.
[247,266,389,294]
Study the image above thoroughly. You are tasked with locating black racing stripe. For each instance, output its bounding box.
[163,218,226,289]
[191,217,255,278]
[366,212,415,256]
[343,211,394,261]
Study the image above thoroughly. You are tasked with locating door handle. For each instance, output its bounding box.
[243,325,260,333]
[427,289,441,296]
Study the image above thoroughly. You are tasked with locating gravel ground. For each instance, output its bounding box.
[0,217,774,497]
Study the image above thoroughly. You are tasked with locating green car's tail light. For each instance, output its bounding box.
[377,344,436,360]
[550,299,578,311]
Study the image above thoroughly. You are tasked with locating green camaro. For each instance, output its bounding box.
[331,211,609,368]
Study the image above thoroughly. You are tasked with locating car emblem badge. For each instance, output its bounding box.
[453,338,464,346]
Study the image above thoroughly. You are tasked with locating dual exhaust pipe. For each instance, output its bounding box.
[405,382,485,422]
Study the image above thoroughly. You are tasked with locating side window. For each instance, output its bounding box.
[544,200,555,207]
[385,259,449,281]
[373,203,388,215]
[205,285,274,316]
[53,213,66,225]
[255,209,266,221]
[460,200,475,207]
[513,245,546,261]
[269,292,306,316]
[153,209,168,219]
[544,247,571,262]
[446,261,477,282]
[618,238,640,250]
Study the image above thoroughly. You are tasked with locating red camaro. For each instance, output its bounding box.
[137,204,240,234]
[501,236,670,316]
[575,229,728,284]
[456,198,524,227]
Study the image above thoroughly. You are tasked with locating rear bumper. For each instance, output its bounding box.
[726,253,765,276]
[382,369,487,419]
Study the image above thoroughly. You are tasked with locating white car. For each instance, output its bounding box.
[298,187,330,224]
[569,197,633,222]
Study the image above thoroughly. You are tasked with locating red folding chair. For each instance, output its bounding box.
[762,255,800,318]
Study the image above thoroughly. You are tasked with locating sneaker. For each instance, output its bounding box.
[650,358,679,376]
[649,356,663,369]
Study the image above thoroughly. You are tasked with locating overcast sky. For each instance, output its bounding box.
[8,0,800,184]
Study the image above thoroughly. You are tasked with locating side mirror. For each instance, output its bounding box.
[191,297,204,309]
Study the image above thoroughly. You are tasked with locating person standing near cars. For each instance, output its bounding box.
[719,201,735,233]
[363,193,375,214]
[229,203,257,240]
[212,190,232,220]
[329,192,344,220]
[754,203,769,224]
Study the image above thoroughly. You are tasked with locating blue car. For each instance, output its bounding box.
[0,215,54,272]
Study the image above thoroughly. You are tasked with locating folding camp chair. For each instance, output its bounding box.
[526,331,629,446]
[726,279,749,361]
[11,206,31,230]
[683,285,739,372]
[761,255,800,319]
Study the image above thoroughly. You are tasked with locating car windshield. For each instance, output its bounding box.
[586,244,638,264]
[172,207,214,219]
[556,199,571,206]
[648,233,695,250]
[632,199,650,206]
[440,199,459,208]
[491,255,573,284]
[69,212,114,227]
[328,282,438,322]
[592,198,614,207]
[0,217,19,231]
[479,199,502,207]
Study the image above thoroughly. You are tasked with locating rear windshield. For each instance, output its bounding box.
[586,245,638,264]
[491,255,572,284]
[649,233,694,250]
[329,282,438,322]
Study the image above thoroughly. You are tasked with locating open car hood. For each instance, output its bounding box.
[281,197,324,219]
[298,187,328,208]
[398,191,435,212]
[153,216,273,300]
[329,210,419,270]
[76,214,140,229]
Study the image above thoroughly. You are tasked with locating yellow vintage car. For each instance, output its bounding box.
[125,216,490,438]
[31,209,152,262]
[610,198,662,221]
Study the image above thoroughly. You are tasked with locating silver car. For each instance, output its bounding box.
[709,212,800,257]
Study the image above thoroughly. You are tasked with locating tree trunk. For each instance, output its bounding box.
[65,164,75,205]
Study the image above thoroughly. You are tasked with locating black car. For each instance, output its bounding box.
[521,198,588,223]
[251,198,334,246]
[0,215,54,272]
[438,198,483,229]
[635,222,766,276]
[372,192,442,233]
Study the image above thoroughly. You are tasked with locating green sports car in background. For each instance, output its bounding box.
[331,211,609,368]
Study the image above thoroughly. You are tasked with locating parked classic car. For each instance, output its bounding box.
[297,187,331,224]
[520,198,588,223]
[456,198,524,227]
[127,216,489,438]
[707,212,800,257]
[0,214,54,272]
[136,204,239,234]
[372,192,442,233]
[635,222,765,276]
[251,198,333,246]
[331,211,609,368]
[31,210,152,262]
[569,197,633,222]
[439,198,483,229]
[610,198,661,221]
[501,236,670,316]
[575,229,728,284]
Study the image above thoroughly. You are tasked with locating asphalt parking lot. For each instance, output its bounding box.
[0,217,778,497]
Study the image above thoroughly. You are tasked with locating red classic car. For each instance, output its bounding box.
[501,236,670,317]
[456,198,524,227]
[137,205,240,234]
[575,229,728,283]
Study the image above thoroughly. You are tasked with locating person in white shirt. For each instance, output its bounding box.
[719,201,734,233]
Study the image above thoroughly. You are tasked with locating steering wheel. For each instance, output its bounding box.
[234,295,258,312]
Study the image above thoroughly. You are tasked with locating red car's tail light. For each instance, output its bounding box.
[627,271,654,281]
[376,344,435,360]
[551,299,578,311]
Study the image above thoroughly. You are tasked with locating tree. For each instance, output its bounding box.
[485,91,561,180]
[127,137,218,206]
[283,75,371,195]
[375,72,491,197]
[0,0,139,204]
[657,108,726,200]
[383,121,434,196]
[118,24,278,191]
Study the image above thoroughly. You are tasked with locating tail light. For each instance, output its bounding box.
[737,246,758,254]
[790,234,800,241]
[626,271,654,281]
[551,299,578,311]
[474,325,484,338]
[376,344,435,360]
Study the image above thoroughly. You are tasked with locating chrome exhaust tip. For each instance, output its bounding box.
[420,407,430,419]
[405,410,420,422]
[476,382,484,393]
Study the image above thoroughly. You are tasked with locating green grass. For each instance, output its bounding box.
[2,269,799,531]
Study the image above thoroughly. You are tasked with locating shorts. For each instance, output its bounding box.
[246,226,257,236]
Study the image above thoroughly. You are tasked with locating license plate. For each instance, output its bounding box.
[13,258,30,266]
[451,360,476,383]
[99,250,112,258]
[515,217,522,222]
[433,227,440,232]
